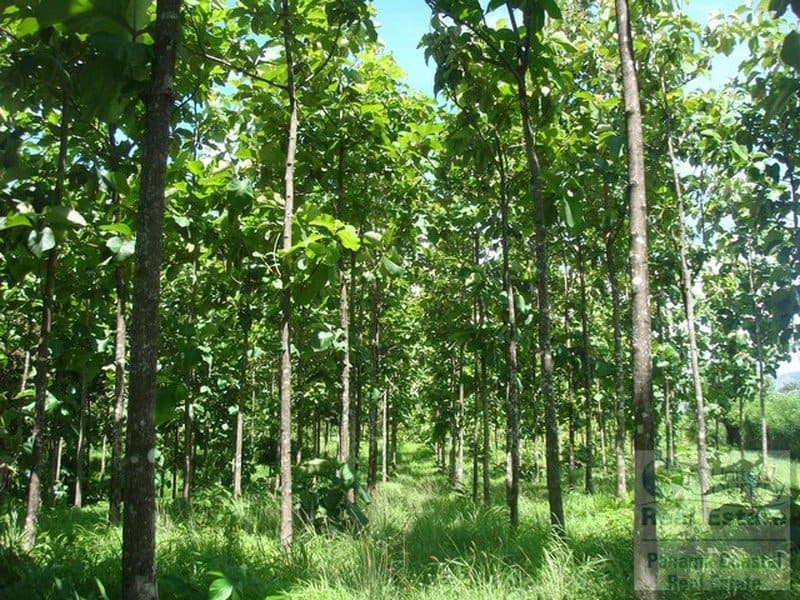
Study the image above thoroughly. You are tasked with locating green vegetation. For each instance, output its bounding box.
[1,444,795,599]
[1,0,800,597]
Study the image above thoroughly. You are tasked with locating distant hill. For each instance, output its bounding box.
[776,371,800,390]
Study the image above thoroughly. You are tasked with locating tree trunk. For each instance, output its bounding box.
[449,359,457,485]
[100,434,107,481]
[746,250,768,468]
[614,0,657,591]
[233,324,249,498]
[53,436,64,487]
[109,262,127,524]
[74,366,89,508]
[122,1,180,597]
[456,353,465,491]
[497,136,520,528]
[578,244,593,494]
[22,89,69,553]
[658,69,709,522]
[515,72,563,533]
[568,375,576,488]
[182,255,198,507]
[338,265,351,465]
[367,280,381,491]
[278,0,298,547]
[606,230,627,496]
[171,426,178,500]
[381,388,388,483]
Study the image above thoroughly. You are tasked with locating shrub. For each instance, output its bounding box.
[742,389,800,457]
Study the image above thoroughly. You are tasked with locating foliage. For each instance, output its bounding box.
[293,458,370,533]
[743,389,800,456]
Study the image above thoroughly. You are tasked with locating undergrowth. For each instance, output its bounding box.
[1,445,798,599]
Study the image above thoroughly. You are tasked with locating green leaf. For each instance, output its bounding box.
[208,578,234,600]
[172,214,191,228]
[780,31,800,72]
[46,206,87,228]
[27,227,56,257]
[380,256,404,277]
[0,214,32,230]
[337,225,360,251]
[100,222,133,237]
[106,236,136,262]
[310,213,337,233]
[729,142,748,164]
[311,330,335,352]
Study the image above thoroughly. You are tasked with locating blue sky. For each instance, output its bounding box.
[371,0,746,96]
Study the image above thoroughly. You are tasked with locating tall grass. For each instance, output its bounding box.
[1,443,798,599]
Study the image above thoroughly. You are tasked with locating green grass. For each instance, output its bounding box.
[1,444,798,599]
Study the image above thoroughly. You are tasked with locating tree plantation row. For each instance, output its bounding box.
[1,0,799,598]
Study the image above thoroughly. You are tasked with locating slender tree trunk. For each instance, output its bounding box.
[171,426,178,499]
[664,377,674,468]
[20,350,31,392]
[182,255,198,507]
[74,366,89,508]
[578,244,593,494]
[233,324,249,498]
[23,89,69,553]
[278,0,298,547]
[606,230,627,496]
[746,250,768,468]
[449,358,457,485]
[338,265,351,465]
[658,69,709,522]
[473,234,491,506]
[568,376,576,488]
[54,436,64,486]
[109,262,127,524]
[456,353,465,491]
[516,74,563,532]
[381,388,388,483]
[563,263,576,489]
[100,434,107,481]
[598,390,608,475]
[122,1,180,597]
[480,326,490,507]
[615,0,657,591]
[367,280,381,491]
[497,137,520,528]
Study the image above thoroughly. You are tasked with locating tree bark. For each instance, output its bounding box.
[233,323,248,498]
[606,229,627,496]
[122,1,180,597]
[338,265,351,465]
[278,0,298,547]
[456,352,465,491]
[23,89,69,553]
[515,67,563,535]
[381,388,388,483]
[578,244,593,494]
[746,250,768,467]
[182,254,198,507]
[109,262,127,524]
[614,0,657,591]
[74,365,89,508]
[496,135,520,528]
[367,280,381,491]
[658,69,709,522]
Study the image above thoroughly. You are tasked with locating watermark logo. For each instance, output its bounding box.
[634,451,794,592]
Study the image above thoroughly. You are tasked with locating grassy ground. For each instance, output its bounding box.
[1,444,798,599]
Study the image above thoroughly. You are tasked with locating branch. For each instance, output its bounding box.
[187,16,287,91]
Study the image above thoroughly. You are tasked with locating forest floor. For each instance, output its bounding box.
[1,444,798,599]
